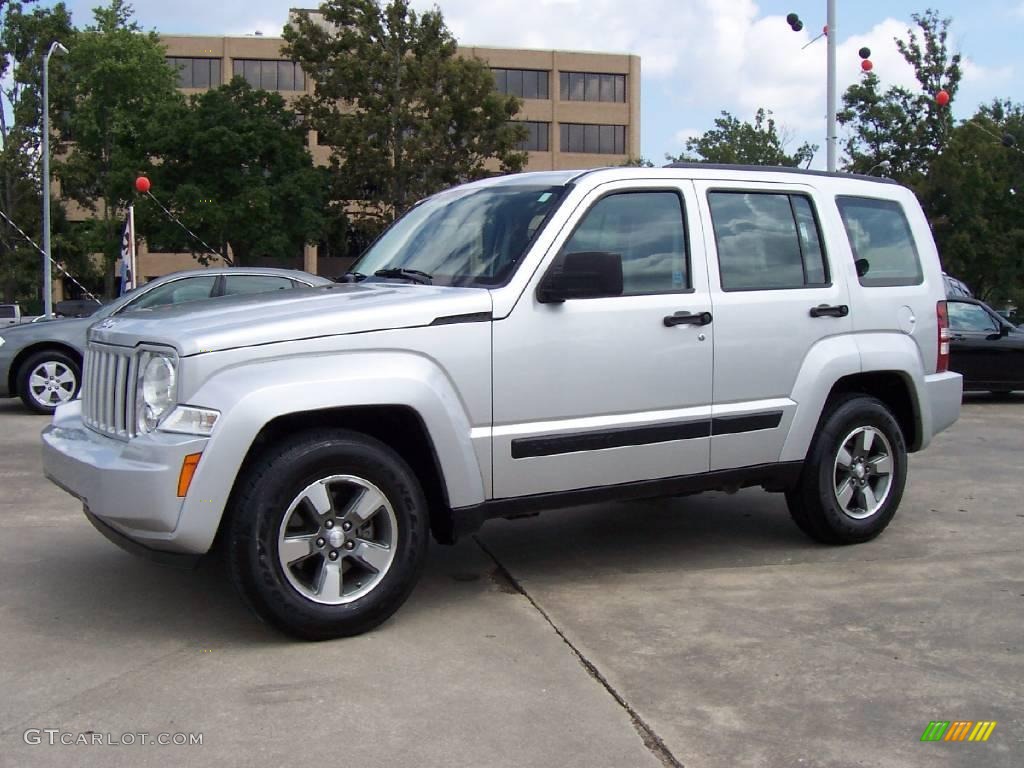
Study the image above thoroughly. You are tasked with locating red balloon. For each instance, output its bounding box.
[861,59,873,72]
[135,176,151,193]
[935,89,950,106]
[822,24,829,35]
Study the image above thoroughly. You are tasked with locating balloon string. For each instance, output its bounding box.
[0,206,103,305]
[144,190,231,266]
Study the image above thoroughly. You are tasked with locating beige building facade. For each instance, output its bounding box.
[83,30,641,281]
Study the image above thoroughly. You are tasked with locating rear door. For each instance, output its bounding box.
[694,181,852,470]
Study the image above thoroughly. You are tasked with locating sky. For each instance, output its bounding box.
[52,0,1024,168]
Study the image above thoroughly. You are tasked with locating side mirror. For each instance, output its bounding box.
[536,251,624,304]
[854,258,870,278]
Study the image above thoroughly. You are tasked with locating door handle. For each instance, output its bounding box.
[809,304,849,318]
[664,311,713,327]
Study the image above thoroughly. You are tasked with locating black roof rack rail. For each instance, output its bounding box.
[661,162,899,185]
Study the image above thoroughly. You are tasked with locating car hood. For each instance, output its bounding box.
[87,282,493,356]
[0,315,92,350]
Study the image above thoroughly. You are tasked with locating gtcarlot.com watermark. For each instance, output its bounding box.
[24,729,203,747]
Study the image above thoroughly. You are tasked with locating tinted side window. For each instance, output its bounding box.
[129,276,218,310]
[222,275,295,296]
[836,197,923,287]
[561,192,689,295]
[0,306,14,318]
[948,302,999,333]
[709,192,829,291]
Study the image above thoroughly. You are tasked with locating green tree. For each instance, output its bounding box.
[667,109,817,167]
[922,101,1024,304]
[142,79,326,267]
[839,9,962,180]
[0,0,76,304]
[56,0,181,297]
[284,0,526,236]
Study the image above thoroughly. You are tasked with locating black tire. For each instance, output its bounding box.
[786,394,907,545]
[17,349,82,415]
[226,429,429,640]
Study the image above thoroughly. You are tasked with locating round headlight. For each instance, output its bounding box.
[140,354,176,430]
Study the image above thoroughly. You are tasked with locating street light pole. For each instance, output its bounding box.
[826,0,837,172]
[41,40,69,318]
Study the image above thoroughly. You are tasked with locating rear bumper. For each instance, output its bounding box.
[41,400,211,556]
[922,371,963,444]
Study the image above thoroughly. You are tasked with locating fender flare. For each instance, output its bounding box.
[171,351,487,553]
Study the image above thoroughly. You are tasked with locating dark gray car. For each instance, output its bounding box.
[0,267,332,414]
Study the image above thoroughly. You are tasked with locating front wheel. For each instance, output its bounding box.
[226,429,430,640]
[17,350,81,414]
[786,395,908,545]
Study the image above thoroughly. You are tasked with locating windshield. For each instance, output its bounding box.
[352,184,566,287]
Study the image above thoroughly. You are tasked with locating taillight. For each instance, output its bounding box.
[936,300,950,373]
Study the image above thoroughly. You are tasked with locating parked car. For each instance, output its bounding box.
[0,303,23,327]
[942,272,972,298]
[42,166,962,639]
[946,297,1024,393]
[54,298,103,318]
[0,268,332,414]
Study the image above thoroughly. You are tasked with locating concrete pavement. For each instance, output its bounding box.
[1,394,1022,767]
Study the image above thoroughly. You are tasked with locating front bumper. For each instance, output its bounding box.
[41,400,211,556]
[0,344,14,396]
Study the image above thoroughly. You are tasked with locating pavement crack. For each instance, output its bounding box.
[474,535,684,768]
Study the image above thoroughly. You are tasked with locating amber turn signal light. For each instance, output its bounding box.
[177,453,202,498]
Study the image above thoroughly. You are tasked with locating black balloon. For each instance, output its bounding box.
[786,12,799,25]
[792,20,804,31]
[859,47,872,59]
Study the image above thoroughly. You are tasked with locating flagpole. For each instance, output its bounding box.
[129,204,137,289]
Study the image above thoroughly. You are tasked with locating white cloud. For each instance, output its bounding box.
[962,59,1013,85]
[409,1,932,149]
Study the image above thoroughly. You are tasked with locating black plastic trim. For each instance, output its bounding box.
[447,461,804,540]
[430,312,493,326]
[511,410,784,459]
[711,411,783,435]
[512,420,711,459]
[663,161,900,185]
[81,505,202,569]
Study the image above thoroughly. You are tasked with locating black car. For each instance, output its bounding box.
[946,297,1024,393]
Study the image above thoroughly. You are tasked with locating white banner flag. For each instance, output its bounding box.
[119,206,137,295]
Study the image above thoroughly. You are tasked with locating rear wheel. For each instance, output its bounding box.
[227,429,429,640]
[786,395,907,545]
[17,349,81,415]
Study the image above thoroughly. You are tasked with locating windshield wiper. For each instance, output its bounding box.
[337,271,367,283]
[373,268,433,285]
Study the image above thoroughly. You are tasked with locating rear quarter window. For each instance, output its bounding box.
[836,196,923,287]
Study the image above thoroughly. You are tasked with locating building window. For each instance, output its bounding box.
[492,68,549,100]
[559,72,626,102]
[167,57,222,89]
[232,59,306,91]
[559,123,626,154]
[512,121,550,152]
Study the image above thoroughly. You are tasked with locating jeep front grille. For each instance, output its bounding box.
[82,345,135,439]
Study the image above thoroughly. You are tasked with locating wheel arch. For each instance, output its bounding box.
[9,342,83,395]
[220,405,457,547]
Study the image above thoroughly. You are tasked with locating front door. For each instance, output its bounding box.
[491,181,714,498]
